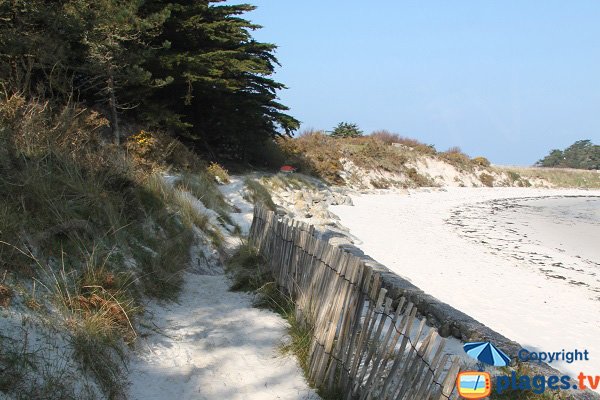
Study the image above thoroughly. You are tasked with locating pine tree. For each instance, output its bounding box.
[331,122,363,138]
[63,0,169,144]
[139,0,299,157]
[1,0,298,156]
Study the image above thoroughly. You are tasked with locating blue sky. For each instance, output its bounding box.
[245,1,600,165]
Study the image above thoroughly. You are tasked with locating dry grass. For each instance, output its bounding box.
[276,131,345,184]
[497,166,600,188]
[275,131,487,188]
[243,178,277,211]
[438,146,474,171]
[0,93,221,396]
[261,173,317,192]
[370,130,436,155]
[479,172,495,187]
[206,162,230,184]
[344,138,409,173]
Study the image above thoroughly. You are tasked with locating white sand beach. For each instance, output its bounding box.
[331,188,600,380]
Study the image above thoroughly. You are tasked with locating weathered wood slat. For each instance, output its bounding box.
[248,205,460,400]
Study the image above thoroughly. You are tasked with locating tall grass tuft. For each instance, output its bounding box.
[243,178,277,211]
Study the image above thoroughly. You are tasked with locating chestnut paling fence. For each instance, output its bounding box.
[249,204,461,400]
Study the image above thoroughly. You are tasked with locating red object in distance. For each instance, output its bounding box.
[280,165,297,172]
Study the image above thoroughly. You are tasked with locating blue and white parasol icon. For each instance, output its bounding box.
[463,341,511,367]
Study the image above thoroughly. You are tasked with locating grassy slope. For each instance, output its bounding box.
[0,95,229,398]
[496,166,600,189]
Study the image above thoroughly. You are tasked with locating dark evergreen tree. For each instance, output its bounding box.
[1,0,298,156]
[331,122,363,138]
[536,140,600,170]
[63,0,171,143]
[138,0,299,158]
[0,0,74,96]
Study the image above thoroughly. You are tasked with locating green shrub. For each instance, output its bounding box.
[330,122,363,138]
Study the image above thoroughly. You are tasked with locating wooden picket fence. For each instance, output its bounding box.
[249,204,461,400]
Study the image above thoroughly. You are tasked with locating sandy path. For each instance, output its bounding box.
[127,273,318,400]
[127,176,318,400]
[331,187,600,380]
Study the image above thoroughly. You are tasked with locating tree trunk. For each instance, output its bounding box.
[108,72,120,145]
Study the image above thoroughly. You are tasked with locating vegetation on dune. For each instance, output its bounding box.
[370,130,437,155]
[0,94,228,397]
[243,178,277,211]
[0,1,294,395]
[275,131,345,184]
[497,166,600,189]
[274,130,492,187]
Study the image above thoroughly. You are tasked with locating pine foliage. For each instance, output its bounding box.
[536,140,600,170]
[0,0,298,156]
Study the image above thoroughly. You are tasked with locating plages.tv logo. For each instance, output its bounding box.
[456,371,491,399]
[457,341,512,399]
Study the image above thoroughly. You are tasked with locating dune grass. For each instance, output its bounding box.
[497,166,600,188]
[0,93,224,398]
[243,178,277,211]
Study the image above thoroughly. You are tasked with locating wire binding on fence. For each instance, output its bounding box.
[249,204,460,400]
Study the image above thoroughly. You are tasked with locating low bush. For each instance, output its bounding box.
[369,130,437,155]
[472,156,491,167]
[439,147,473,171]
[206,162,230,184]
[276,132,344,184]
[345,138,408,173]
[479,172,495,187]
[406,167,435,187]
[126,129,203,172]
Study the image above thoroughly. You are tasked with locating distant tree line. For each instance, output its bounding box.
[0,0,298,157]
[536,140,599,170]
